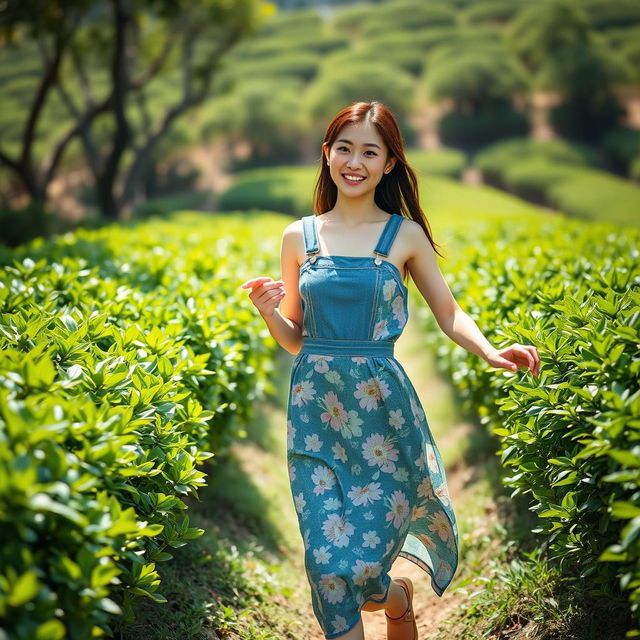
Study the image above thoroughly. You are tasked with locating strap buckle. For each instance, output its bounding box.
[373,249,386,265]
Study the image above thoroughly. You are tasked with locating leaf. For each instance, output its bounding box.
[8,570,39,607]
[35,620,66,640]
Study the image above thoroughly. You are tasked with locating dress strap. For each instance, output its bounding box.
[373,213,403,258]
[302,215,319,256]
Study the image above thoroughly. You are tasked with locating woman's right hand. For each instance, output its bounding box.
[240,276,286,318]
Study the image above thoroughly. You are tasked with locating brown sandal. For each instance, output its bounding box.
[385,576,418,640]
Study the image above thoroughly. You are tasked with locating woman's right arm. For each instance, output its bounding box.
[240,220,304,356]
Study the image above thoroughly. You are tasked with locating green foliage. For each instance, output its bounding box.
[0,203,51,248]
[438,103,530,149]
[217,166,314,215]
[463,0,528,25]
[425,43,530,106]
[360,1,456,37]
[580,0,640,30]
[0,211,281,638]
[406,148,468,179]
[413,214,640,630]
[474,137,640,227]
[303,60,415,133]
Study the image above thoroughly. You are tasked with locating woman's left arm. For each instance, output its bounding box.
[405,221,540,377]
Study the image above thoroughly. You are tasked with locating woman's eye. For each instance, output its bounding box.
[337,146,375,155]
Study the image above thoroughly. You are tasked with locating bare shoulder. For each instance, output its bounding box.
[399,217,435,260]
[281,218,306,265]
[396,217,425,259]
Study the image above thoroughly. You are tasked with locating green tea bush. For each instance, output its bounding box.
[412,216,640,630]
[406,148,468,179]
[0,212,281,639]
[474,138,640,227]
[217,166,313,215]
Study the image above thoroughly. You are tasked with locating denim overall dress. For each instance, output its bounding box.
[286,213,459,639]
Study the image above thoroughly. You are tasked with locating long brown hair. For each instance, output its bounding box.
[312,101,445,287]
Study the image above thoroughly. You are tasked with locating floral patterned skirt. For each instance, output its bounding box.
[286,351,459,639]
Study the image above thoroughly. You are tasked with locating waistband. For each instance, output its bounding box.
[299,337,395,357]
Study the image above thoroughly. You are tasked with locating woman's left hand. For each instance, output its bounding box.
[485,343,540,377]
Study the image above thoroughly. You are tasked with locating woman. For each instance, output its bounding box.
[241,101,540,640]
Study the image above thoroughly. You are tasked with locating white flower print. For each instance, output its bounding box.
[351,463,362,475]
[435,481,451,506]
[294,492,306,514]
[382,278,397,301]
[393,467,409,482]
[287,420,296,450]
[311,464,336,496]
[309,354,333,373]
[363,511,374,520]
[325,369,343,386]
[414,450,426,471]
[319,573,347,604]
[426,443,440,474]
[410,394,425,425]
[386,489,410,529]
[292,379,316,407]
[354,376,392,411]
[389,408,405,431]
[313,546,333,564]
[331,615,349,635]
[303,528,310,551]
[342,410,363,439]
[323,497,341,511]
[322,512,354,548]
[361,433,399,473]
[351,356,367,364]
[347,481,383,506]
[372,318,390,340]
[304,433,323,452]
[392,294,407,327]
[352,559,383,586]
[288,460,296,482]
[362,530,381,549]
[332,442,348,463]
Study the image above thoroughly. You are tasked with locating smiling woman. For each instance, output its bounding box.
[241,100,540,640]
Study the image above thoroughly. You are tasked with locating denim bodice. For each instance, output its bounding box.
[298,214,408,342]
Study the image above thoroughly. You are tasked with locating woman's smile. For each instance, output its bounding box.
[342,173,367,185]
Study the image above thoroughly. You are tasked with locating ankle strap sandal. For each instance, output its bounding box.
[385,577,418,640]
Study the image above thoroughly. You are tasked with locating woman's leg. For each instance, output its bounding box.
[331,616,365,640]
[361,579,409,617]
[325,580,409,639]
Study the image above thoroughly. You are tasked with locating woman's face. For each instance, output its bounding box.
[323,121,396,195]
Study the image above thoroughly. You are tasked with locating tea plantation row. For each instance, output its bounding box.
[0,212,281,639]
[412,216,640,632]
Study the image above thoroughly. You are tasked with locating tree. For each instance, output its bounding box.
[0,0,273,219]
[507,0,633,142]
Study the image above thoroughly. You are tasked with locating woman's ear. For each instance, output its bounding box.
[385,156,397,173]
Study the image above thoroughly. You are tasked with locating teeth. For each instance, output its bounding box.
[344,175,364,181]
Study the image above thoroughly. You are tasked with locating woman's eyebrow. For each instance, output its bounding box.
[335,138,381,149]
